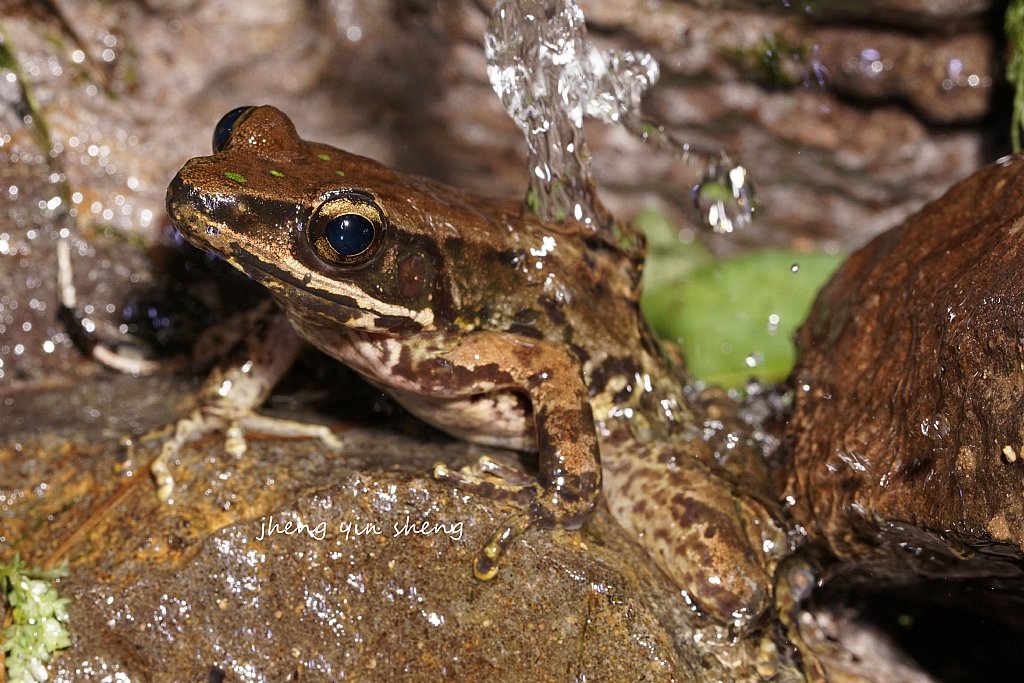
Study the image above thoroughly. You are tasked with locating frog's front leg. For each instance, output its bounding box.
[430,331,601,579]
[148,305,341,502]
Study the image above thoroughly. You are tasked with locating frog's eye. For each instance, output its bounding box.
[212,105,255,153]
[309,194,386,266]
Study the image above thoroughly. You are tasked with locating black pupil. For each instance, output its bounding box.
[212,105,253,153]
[325,213,375,258]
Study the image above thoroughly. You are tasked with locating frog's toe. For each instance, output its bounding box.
[223,422,248,457]
[145,408,342,503]
[473,511,535,580]
[774,556,828,680]
[461,455,536,485]
[478,456,534,485]
[147,408,215,503]
[233,412,343,450]
[433,459,538,506]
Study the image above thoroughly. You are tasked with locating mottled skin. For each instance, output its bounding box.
[166,106,786,626]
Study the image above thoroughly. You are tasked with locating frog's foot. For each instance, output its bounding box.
[774,556,828,680]
[148,407,342,503]
[433,456,537,499]
[473,511,536,580]
[434,457,596,580]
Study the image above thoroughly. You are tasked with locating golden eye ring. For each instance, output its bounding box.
[308,193,386,266]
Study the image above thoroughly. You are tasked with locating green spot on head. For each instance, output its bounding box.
[335,169,346,177]
[317,153,331,161]
[269,169,285,178]
[224,172,247,184]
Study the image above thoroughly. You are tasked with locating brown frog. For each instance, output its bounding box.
[164,105,788,628]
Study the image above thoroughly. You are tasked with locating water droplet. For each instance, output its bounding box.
[834,449,868,473]
[692,162,756,234]
[919,415,949,440]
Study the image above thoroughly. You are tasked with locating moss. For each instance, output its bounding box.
[1007,0,1024,152]
[722,32,810,90]
[1,556,72,683]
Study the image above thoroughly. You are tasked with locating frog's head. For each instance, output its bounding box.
[167,105,488,335]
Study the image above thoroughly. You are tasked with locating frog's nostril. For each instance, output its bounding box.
[212,105,255,153]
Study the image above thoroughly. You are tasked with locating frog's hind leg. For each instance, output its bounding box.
[148,397,343,502]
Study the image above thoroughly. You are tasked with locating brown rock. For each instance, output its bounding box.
[4,373,816,681]
[785,155,1024,570]
[810,27,993,123]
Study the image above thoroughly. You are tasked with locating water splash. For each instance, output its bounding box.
[486,0,756,234]
[620,117,756,232]
[486,0,657,230]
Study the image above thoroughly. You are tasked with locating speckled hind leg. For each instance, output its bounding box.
[147,306,341,503]
[149,402,343,502]
[602,447,787,627]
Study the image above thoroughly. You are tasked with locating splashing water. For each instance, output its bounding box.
[486,0,756,234]
[486,0,657,229]
[624,117,756,233]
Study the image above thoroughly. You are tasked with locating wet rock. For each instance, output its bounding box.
[776,154,1024,682]
[1,373,782,681]
[785,155,1024,574]
[809,27,993,124]
[688,0,993,33]
[2,369,944,681]
[583,0,993,246]
[799,0,993,33]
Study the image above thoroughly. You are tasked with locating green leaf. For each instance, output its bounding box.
[642,249,844,389]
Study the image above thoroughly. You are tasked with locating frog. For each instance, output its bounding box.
[164,104,789,628]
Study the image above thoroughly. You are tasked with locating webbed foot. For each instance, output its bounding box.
[434,455,597,580]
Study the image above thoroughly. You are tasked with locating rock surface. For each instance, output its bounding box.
[3,373,810,681]
[782,156,1024,678]
[785,155,1024,565]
